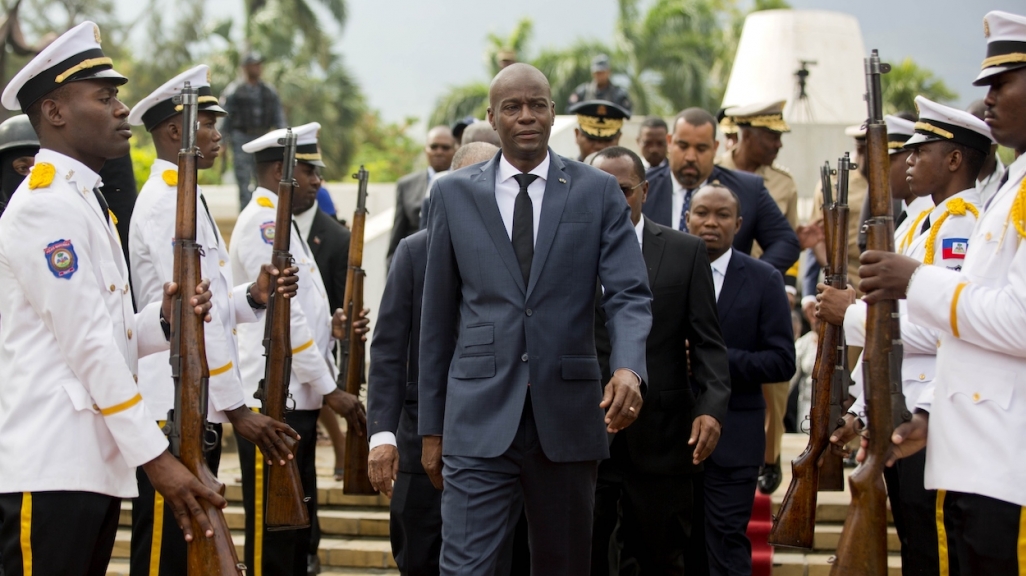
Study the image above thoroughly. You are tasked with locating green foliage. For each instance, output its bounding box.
[751,0,790,10]
[130,139,156,190]
[882,57,958,116]
[428,82,489,128]
[485,18,533,77]
[346,111,422,182]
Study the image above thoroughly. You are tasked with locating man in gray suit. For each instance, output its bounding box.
[419,63,653,575]
[386,125,456,266]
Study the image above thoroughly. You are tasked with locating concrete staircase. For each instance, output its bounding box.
[104,434,900,575]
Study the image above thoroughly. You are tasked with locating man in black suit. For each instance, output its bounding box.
[686,184,795,576]
[591,147,730,575]
[644,108,799,275]
[386,125,456,266]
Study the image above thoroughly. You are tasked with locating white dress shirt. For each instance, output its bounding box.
[634,215,645,249]
[710,248,732,300]
[495,152,550,243]
[293,200,318,241]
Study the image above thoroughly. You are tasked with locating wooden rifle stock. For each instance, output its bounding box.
[256,130,311,531]
[769,162,844,548]
[167,83,246,575]
[340,166,374,495]
[830,50,910,576]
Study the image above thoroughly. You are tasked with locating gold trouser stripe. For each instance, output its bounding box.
[292,339,315,354]
[209,361,234,376]
[936,490,949,576]
[149,493,165,576]
[20,493,32,576]
[250,406,264,576]
[951,283,969,338]
[1018,505,1026,575]
[54,57,113,83]
[99,392,143,416]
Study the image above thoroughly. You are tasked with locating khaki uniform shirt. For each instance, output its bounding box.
[810,170,868,288]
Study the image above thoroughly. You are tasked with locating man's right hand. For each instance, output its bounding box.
[797,219,824,250]
[816,283,856,327]
[368,444,400,497]
[828,412,862,459]
[422,436,444,490]
[142,451,227,542]
[324,389,367,437]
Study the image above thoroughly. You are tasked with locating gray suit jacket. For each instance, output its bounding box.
[386,169,429,266]
[419,149,652,462]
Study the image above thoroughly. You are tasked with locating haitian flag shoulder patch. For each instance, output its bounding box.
[941,238,968,260]
[45,239,79,279]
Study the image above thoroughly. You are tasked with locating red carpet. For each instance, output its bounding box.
[747,491,774,576]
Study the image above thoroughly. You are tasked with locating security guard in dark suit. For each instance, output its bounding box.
[567,54,632,114]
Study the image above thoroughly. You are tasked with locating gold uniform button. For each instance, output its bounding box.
[228,292,233,299]
[232,328,237,335]
[127,329,133,340]
[919,373,925,380]
[133,374,139,383]
[109,284,116,292]
[124,284,129,293]
[936,339,942,348]
[972,392,981,402]
[985,232,992,241]
[220,260,225,267]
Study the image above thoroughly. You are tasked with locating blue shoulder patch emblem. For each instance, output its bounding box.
[45,239,78,279]
[260,221,275,245]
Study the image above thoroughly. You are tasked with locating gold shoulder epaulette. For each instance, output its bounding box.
[28,163,55,190]
[257,197,275,209]
[771,162,792,177]
[161,170,177,187]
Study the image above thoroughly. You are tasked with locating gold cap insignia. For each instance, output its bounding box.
[984,17,990,38]
[596,105,607,116]
[93,24,101,44]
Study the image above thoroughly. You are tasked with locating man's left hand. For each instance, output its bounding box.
[162,280,213,325]
[251,264,300,306]
[887,412,929,467]
[689,415,721,464]
[816,283,856,327]
[858,251,922,304]
[332,308,371,341]
[600,369,643,433]
[225,406,300,467]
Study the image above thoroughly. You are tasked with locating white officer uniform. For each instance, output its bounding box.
[845,98,992,419]
[907,12,1026,507]
[229,122,337,410]
[0,22,167,499]
[128,65,254,425]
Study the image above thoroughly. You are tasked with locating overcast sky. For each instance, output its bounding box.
[125,0,1025,127]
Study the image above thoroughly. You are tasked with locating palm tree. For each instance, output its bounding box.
[244,0,345,68]
[882,57,958,115]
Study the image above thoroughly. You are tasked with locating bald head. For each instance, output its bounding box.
[451,142,499,171]
[487,63,554,171]
[425,125,456,172]
[461,121,501,146]
[488,63,551,107]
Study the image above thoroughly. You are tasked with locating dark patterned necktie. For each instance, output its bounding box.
[93,187,112,227]
[679,188,694,232]
[512,173,538,285]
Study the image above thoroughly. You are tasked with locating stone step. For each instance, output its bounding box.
[111,528,397,570]
[772,552,902,576]
[118,503,390,538]
[106,559,399,576]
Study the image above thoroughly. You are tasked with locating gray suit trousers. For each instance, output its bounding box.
[440,394,598,576]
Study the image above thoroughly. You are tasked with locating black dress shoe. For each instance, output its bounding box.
[758,457,782,494]
[307,553,321,575]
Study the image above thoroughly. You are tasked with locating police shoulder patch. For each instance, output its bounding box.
[260,221,275,244]
[45,239,78,279]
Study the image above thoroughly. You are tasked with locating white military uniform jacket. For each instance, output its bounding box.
[0,149,168,497]
[908,154,1026,507]
[230,186,337,410]
[843,191,978,418]
[130,159,258,424]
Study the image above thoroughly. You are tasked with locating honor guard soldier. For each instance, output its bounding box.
[0,114,39,213]
[0,21,224,576]
[829,98,993,575]
[126,64,301,576]
[229,122,366,576]
[858,11,1026,574]
[568,99,630,162]
[566,54,632,113]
